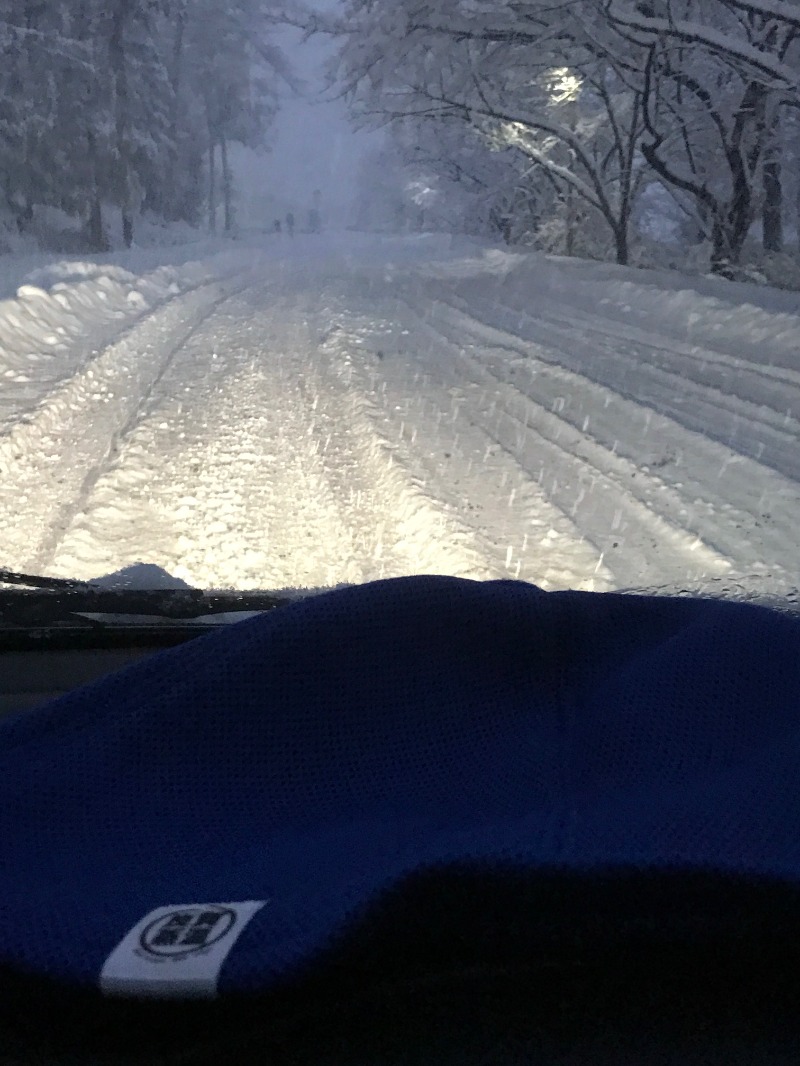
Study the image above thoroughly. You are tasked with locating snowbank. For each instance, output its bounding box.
[0,240,272,433]
[419,244,800,370]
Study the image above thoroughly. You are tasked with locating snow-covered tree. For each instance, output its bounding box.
[353,116,547,243]
[0,0,297,248]
[184,0,295,233]
[0,2,89,232]
[326,0,649,262]
[606,0,800,272]
[325,0,800,273]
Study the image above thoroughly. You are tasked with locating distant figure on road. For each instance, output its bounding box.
[286,212,295,237]
[273,219,282,234]
[308,188,323,234]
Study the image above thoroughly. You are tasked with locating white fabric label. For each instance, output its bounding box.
[100,900,266,999]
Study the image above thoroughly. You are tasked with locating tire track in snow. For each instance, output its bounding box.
[314,314,613,590]
[422,298,800,586]
[47,291,364,587]
[389,293,733,590]
[307,317,493,581]
[47,289,491,588]
[0,270,261,574]
[435,287,800,481]
[0,253,262,433]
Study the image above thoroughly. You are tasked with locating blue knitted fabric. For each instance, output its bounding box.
[1,575,799,1000]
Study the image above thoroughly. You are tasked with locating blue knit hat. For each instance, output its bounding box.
[1,576,800,1003]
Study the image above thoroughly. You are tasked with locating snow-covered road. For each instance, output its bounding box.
[0,233,798,595]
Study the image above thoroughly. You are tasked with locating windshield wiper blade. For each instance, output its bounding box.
[0,567,95,591]
[0,584,291,629]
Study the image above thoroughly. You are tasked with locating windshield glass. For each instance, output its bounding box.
[0,0,797,606]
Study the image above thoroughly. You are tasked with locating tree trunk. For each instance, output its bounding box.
[613,113,635,267]
[695,199,712,244]
[728,196,753,267]
[208,140,217,233]
[15,197,33,234]
[710,218,741,277]
[565,189,576,257]
[120,209,133,247]
[110,0,134,248]
[719,80,763,271]
[86,130,108,252]
[709,218,725,275]
[613,221,629,265]
[709,183,753,276]
[165,7,187,220]
[763,158,783,253]
[489,209,512,244]
[221,134,233,233]
[89,191,107,252]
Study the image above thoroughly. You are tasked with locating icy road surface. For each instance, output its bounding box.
[0,233,798,595]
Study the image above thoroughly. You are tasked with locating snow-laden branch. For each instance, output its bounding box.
[606,0,798,86]
[442,76,622,221]
[499,125,604,209]
[0,22,94,68]
[722,0,800,32]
